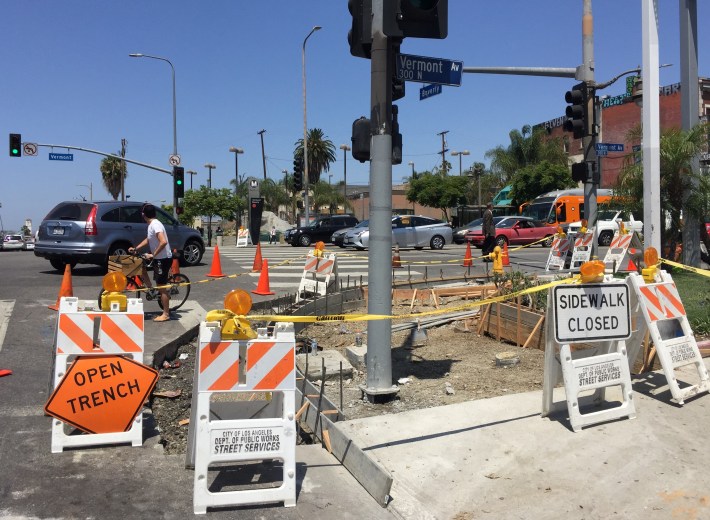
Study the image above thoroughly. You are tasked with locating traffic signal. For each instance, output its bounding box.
[173,166,184,198]
[564,82,589,139]
[348,0,372,59]
[9,133,21,157]
[351,117,371,163]
[571,162,588,183]
[383,0,448,39]
[293,156,303,192]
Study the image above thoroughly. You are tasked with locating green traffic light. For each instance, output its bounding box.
[176,180,183,185]
[11,148,19,155]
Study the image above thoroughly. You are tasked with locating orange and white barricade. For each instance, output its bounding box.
[545,234,573,271]
[50,297,145,452]
[236,228,252,247]
[296,252,338,302]
[542,276,637,432]
[627,271,709,404]
[603,231,643,273]
[569,229,595,270]
[187,320,297,514]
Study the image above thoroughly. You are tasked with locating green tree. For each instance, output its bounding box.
[259,178,291,214]
[484,125,567,184]
[294,128,336,185]
[509,161,576,208]
[406,171,468,222]
[99,154,127,200]
[182,187,239,242]
[615,122,710,259]
[311,181,346,215]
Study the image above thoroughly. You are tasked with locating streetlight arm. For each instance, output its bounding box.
[594,67,641,91]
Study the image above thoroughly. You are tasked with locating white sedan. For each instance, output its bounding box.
[2,234,25,251]
[343,215,453,250]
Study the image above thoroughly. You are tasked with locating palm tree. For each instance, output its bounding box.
[294,128,336,185]
[615,122,709,258]
[311,181,346,215]
[259,178,291,214]
[99,154,126,200]
[484,125,567,184]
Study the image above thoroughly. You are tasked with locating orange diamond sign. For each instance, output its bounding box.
[45,355,158,434]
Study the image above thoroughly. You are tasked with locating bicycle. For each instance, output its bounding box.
[98,253,191,312]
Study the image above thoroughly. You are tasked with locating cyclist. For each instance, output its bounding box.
[129,203,172,322]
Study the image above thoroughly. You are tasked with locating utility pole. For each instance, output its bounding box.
[437,130,449,173]
[120,138,127,201]
[581,0,598,236]
[257,129,267,180]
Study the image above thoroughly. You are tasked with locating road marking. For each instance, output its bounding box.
[0,300,15,352]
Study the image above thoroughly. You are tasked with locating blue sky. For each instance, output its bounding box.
[1,1,707,232]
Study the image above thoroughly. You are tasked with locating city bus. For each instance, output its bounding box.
[521,188,616,226]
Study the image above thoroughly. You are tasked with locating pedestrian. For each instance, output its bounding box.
[269,226,277,244]
[128,203,172,322]
[482,202,496,259]
[216,226,223,236]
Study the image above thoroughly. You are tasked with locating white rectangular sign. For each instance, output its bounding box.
[210,427,282,457]
[553,283,631,343]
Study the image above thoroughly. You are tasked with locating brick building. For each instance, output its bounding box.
[535,78,710,188]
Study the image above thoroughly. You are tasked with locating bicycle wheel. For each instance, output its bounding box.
[157,273,190,312]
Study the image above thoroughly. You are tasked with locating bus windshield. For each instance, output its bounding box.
[522,198,555,222]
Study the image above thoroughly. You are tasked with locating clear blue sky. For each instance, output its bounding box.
[1,1,707,232]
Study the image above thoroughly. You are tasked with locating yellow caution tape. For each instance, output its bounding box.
[248,275,579,323]
[660,258,710,278]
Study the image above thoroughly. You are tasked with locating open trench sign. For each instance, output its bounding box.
[45,355,158,434]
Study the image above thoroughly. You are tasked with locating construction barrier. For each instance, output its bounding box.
[296,252,338,302]
[542,276,637,432]
[47,297,149,453]
[627,271,709,404]
[545,235,573,271]
[603,231,643,273]
[569,229,595,270]
[236,228,252,248]
[187,320,297,514]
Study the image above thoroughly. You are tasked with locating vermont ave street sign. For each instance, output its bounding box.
[397,53,463,87]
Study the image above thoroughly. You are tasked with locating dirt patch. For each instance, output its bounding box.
[151,300,546,454]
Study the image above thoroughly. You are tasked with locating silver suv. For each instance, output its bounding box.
[35,201,205,271]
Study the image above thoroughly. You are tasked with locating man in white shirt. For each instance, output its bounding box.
[129,204,172,322]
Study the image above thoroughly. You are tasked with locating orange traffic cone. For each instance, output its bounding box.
[171,249,180,275]
[252,259,275,295]
[49,264,74,311]
[252,242,263,272]
[502,242,510,267]
[0,369,12,377]
[462,242,473,267]
[206,245,226,278]
[392,245,402,268]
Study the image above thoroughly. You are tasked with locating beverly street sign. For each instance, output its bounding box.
[397,53,463,87]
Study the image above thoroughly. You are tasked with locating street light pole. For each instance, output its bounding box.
[339,144,350,214]
[229,147,244,195]
[77,183,93,201]
[187,170,197,190]
[129,52,178,217]
[451,150,470,175]
[302,25,322,225]
[204,163,216,189]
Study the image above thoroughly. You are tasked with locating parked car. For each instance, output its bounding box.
[343,215,453,250]
[34,201,205,271]
[465,216,557,248]
[567,209,643,246]
[331,220,368,248]
[287,215,359,247]
[23,237,35,251]
[2,234,25,251]
[453,216,506,244]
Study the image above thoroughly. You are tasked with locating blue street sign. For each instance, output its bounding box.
[49,153,74,161]
[420,84,442,100]
[595,143,624,153]
[397,53,463,87]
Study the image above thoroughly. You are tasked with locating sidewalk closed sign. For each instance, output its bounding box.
[45,355,158,434]
[552,283,631,343]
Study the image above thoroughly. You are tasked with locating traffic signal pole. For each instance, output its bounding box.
[363,0,397,402]
[581,0,599,250]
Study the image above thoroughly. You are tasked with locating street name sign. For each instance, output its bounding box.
[552,283,631,343]
[49,153,74,161]
[397,53,463,87]
[45,355,158,434]
[420,84,442,100]
[595,143,624,157]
